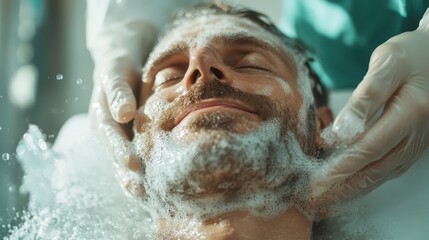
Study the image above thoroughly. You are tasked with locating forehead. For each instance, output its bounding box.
[163,14,284,46]
[143,14,296,81]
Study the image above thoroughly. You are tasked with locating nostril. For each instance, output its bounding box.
[191,70,201,84]
[210,67,224,80]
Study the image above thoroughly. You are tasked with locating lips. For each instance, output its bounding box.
[174,99,258,126]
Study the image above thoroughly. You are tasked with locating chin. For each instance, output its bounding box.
[169,161,266,200]
[138,118,314,220]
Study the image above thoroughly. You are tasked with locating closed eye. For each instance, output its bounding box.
[233,51,273,73]
[153,75,183,91]
[153,64,187,90]
[235,65,271,72]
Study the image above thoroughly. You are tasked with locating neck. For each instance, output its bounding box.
[156,207,313,240]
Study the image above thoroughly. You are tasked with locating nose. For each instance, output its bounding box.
[184,47,229,90]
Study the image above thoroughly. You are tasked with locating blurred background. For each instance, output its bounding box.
[0,0,281,237]
[0,0,94,236]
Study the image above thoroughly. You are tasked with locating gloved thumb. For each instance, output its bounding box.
[332,41,407,141]
[101,67,138,123]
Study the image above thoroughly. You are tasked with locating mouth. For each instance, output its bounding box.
[174,99,259,126]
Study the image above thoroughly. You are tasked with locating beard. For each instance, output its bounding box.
[133,79,319,220]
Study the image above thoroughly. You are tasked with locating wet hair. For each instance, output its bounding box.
[168,1,329,108]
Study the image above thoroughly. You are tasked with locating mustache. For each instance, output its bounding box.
[157,79,277,130]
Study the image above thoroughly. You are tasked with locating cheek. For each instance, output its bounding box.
[143,94,171,120]
[233,74,304,117]
[269,78,301,105]
[156,85,188,103]
[230,74,295,99]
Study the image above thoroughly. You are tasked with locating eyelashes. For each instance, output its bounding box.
[235,65,271,72]
[153,74,184,91]
[153,65,187,91]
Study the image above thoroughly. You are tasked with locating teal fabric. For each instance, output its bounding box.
[280,0,429,89]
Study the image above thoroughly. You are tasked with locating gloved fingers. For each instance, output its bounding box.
[392,161,414,178]
[334,137,408,198]
[318,95,412,188]
[310,80,429,214]
[332,41,408,138]
[100,66,139,124]
[89,86,141,173]
[309,173,386,219]
[311,135,428,218]
[309,138,408,216]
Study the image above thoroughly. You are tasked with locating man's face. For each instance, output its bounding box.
[134,15,320,219]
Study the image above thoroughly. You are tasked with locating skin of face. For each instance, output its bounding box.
[133,14,334,240]
[138,14,304,138]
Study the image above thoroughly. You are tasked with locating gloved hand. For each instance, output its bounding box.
[88,19,156,194]
[86,0,199,195]
[310,9,429,214]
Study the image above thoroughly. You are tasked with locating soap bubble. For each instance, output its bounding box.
[2,153,10,161]
[56,74,64,80]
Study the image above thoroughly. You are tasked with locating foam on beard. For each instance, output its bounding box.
[134,118,320,221]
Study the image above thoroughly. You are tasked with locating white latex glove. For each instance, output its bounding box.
[310,8,429,213]
[89,20,156,194]
[86,0,199,193]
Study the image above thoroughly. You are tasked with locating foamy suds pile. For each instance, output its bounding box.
[135,119,320,221]
[6,122,155,240]
[3,116,401,239]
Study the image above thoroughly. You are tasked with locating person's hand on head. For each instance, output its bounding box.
[310,9,429,212]
[86,0,201,195]
[89,55,143,194]
[87,16,157,194]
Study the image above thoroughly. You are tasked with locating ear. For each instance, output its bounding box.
[314,106,334,149]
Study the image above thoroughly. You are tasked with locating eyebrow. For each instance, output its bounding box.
[143,32,296,82]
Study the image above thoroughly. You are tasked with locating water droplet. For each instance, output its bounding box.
[8,186,15,192]
[56,74,64,80]
[74,97,79,101]
[0,126,2,130]
[2,153,10,161]
[48,134,55,139]
[76,78,83,85]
